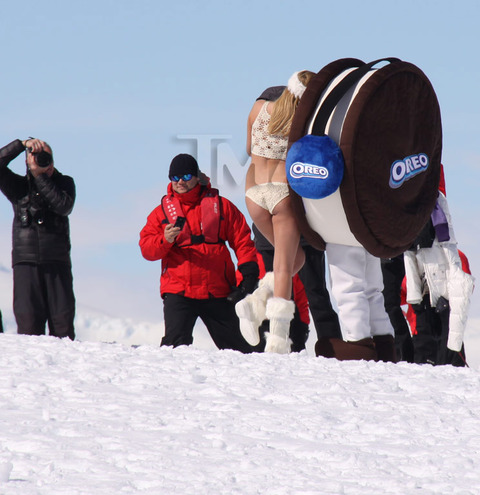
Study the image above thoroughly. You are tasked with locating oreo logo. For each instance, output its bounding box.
[389,153,429,189]
[289,162,329,180]
[286,134,344,199]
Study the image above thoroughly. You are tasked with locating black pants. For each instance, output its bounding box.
[13,263,75,340]
[381,255,414,362]
[412,295,466,367]
[0,309,3,333]
[298,246,342,340]
[162,293,252,353]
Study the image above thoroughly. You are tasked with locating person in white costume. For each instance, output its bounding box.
[404,190,474,365]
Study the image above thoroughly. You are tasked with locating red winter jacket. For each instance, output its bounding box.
[139,182,257,299]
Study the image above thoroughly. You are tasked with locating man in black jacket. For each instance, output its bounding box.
[0,138,76,339]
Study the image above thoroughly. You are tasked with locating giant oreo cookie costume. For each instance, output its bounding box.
[286,58,442,258]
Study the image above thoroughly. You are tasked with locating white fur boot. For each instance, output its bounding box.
[235,272,274,346]
[264,297,295,354]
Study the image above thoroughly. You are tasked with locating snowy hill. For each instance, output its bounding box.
[2,261,480,493]
[1,334,480,494]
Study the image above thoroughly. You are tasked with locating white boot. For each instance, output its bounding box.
[235,272,274,346]
[264,297,294,354]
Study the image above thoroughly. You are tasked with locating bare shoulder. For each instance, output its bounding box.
[248,99,265,122]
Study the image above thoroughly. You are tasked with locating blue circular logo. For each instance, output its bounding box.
[286,134,344,199]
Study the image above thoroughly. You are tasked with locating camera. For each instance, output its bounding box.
[28,148,53,168]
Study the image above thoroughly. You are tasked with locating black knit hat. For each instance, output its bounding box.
[256,85,286,102]
[168,154,199,179]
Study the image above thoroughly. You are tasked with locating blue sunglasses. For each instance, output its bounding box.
[170,173,193,182]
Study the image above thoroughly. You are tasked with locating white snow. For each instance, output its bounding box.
[1,334,480,494]
[2,265,480,493]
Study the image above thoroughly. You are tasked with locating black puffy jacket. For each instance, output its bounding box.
[0,140,75,266]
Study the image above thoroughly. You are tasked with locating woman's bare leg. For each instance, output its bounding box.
[246,195,304,299]
[246,197,274,245]
[271,197,305,299]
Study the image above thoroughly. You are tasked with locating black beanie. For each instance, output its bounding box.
[256,85,286,101]
[168,154,199,178]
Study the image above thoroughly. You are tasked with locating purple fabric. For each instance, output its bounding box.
[431,200,450,242]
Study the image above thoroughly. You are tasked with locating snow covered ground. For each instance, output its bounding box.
[1,333,480,494]
[2,266,480,494]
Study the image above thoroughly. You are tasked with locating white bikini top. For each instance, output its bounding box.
[251,101,288,160]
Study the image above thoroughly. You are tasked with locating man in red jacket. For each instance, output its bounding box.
[139,154,259,352]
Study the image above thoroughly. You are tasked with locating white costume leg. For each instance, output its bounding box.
[365,251,394,337]
[325,244,371,342]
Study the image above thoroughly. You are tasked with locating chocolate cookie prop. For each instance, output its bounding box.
[286,58,442,258]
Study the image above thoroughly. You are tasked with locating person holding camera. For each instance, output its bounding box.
[0,138,76,339]
[139,153,259,352]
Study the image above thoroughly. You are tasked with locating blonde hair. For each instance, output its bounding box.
[268,70,315,136]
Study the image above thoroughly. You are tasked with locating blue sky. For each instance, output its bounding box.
[1,0,479,322]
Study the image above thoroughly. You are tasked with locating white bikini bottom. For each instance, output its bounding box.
[245,182,289,214]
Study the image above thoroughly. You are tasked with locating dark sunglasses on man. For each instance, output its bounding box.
[170,173,193,182]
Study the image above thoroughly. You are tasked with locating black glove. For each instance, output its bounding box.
[227,261,259,304]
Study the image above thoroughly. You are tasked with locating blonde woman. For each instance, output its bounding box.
[236,71,315,354]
